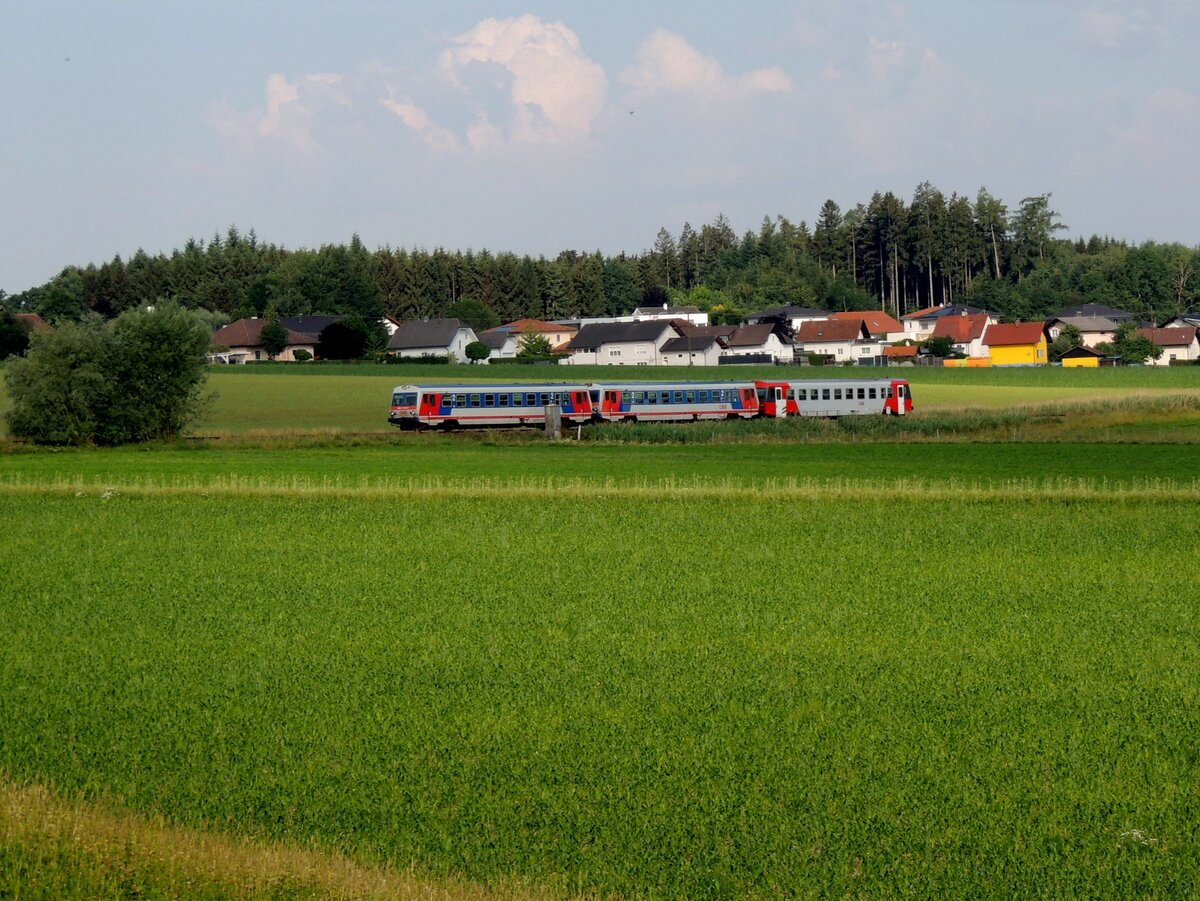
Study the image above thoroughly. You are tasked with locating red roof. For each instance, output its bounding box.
[796,319,869,342]
[984,322,1047,347]
[884,344,919,358]
[931,313,988,343]
[901,304,946,321]
[829,310,903,336]
[1137,327,1198,347]
[488,318,575,335]
[14,312,53,333]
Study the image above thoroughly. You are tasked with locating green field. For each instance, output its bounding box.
[3,485,1199,897]
[4,366,1200,897]
[4,362,1200,439]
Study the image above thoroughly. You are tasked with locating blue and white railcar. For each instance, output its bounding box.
[590,381,760,423]
[389,383,595,430]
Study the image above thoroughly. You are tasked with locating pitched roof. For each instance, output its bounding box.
[14,312,53,333]
[1049,303,1134,321]
[984,322,1047,346]
[1059,345,1106,358]
[1046,315,1118,332]
[884,344,920,358]
[279,315,343,339]
[829,310,904,335]
[725,324,780,347]
[212,318,314,348]
[931,313,989,343]
[902,303,991,321]
[659,335,722,353]
[387,318,473,350]
[1137,326,1199,347]
[478,331,514,350]
[796,319,870,342]
[487,318,575,335]
[568,320,678,350]
[675,323,738,340]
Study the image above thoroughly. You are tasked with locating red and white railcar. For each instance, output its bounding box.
[755,379,913,418]
[389,383,594,430]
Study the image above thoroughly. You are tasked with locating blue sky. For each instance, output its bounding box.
[3,0,1198,294]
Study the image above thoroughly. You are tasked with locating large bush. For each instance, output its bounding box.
[4,303,212,445]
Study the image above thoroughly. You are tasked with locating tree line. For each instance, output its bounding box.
[3,184,1198,334]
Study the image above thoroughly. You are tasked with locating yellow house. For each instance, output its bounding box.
[1060,346,1104,368]
[984,322,1049,366]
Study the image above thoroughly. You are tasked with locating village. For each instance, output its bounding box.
[202,301,1200,368]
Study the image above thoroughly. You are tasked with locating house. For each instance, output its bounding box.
[930,313,990,357]
[983,322,1049,365]
[387,318,478,363]
[883,344,920,363]
[1162,314,1200,330]
[1136,327,1200,365]
[657,333,725,366]
[745,305,830,331]
[633,305,708,326]
[14,312,53,334]
[721,324,793,363]
[1045,316,1119,348]
[484,319,577,354]
[902,304,995,341]
[477,330,519,361]
[564,320,682,365]
[211,317,325,363]
[795,318,878,363]
[1059,345,1106,368]
[829,310,905,342]
[1048,303,1134,323]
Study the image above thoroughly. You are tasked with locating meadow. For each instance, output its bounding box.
[2,484,1199,898]
[3,364,1200,898]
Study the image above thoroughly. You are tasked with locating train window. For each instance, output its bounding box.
[794,389,805,401]
[887,387,894,398]
[467,395,478,407]
[756,387,767,402]
[538,393,549,406]
[858,388,866,399]
[456,394,467,407]
[868,388,877,399]
[685,390,696,403]
[673,391,684,404]
[498,394,509,407]
[822,389,830,400]
[527,393,537,406]
[701,390,712,403]
[833,388,842,400]
[633,391,646,404]
[589,389,600,403]
[484,394,495,407]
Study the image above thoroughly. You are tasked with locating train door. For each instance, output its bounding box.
[892,381,908,415]
[771,385,785,417]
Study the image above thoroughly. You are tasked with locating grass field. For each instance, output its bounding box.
[2,484,1199,897]
[4,365,1200,897]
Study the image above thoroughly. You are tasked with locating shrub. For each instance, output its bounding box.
[4,303,211,445]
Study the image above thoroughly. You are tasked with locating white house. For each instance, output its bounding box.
[1137,327,1200,365]
[564,321,681,365]
[901,304,995,341]
[657,334,725,366]
[930,313,990,357]
[633,304,709,326]
[1045,316,1119,348]
[386,318,478,363]
[745,305,830,331]
[721,324,794,363]
[795,318,879,362]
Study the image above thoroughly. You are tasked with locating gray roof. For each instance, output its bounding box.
[660,335,722,353]
[1048,303,1134,321]
[387,318,473,350]
[747,305,829,321]
[478,331,512,350]
[279,315,343,339]
[569,320,677,350]
[634,305,701,315]
[914,304,991,321]
[1047,315,1118,331]
[725,324,782,347]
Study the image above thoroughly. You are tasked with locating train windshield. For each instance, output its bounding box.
[392,392,418,406]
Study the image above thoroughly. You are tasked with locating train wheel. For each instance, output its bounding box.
[442,419,458,431]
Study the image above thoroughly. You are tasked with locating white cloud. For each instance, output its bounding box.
[621,30,793,99]
[209,73,318,154]
[381,98,460,152]
[439,15,607,143]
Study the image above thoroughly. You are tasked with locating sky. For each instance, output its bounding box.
[2,0,1198,294]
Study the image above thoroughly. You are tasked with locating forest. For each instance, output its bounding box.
[4,183,1198,330]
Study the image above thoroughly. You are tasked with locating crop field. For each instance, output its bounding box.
[2,480,1200,898]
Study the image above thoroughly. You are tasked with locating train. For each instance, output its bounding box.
[389,378,913,429]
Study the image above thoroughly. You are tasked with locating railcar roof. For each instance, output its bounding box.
[391,383,591,391]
